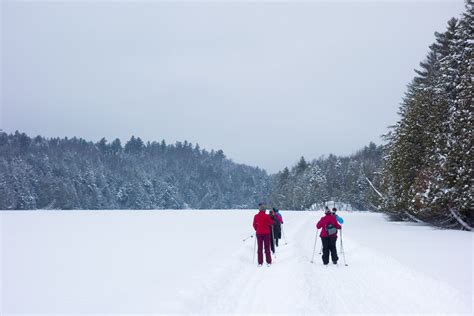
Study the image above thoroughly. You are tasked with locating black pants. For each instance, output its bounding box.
[273,225,281,247]
[321,236,338,264]
[270,230,275,253]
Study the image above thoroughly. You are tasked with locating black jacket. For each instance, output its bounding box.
[270,214,282,238]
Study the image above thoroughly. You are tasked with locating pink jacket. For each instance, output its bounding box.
[316,214,341,237]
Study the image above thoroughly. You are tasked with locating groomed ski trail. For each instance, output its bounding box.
[2,210,471,314]
[186,212,470,314]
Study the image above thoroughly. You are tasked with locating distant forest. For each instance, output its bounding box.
[268,144,383,212]
[0,131,381,212]
[0,133,269,210]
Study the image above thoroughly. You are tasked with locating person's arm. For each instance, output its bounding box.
[253,216,258,231]
[337,215,344,224]
[316,218,323,229]
[334,218,341,230]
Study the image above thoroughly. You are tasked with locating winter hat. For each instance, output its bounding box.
[325,208,331,214]
[332,207,337,212]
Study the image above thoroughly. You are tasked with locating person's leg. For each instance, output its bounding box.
[263,234,272,264]
[329,236,338,263]
[270,230,275,253]
[321,237,330,265]
[257,234,264,265]
[276,227,281,246]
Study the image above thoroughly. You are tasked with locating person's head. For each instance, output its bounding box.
[325,208,332,214]
[332,207,337,213]
[258,203,266,211]
[270,210,275,215]
[272,207,278,212]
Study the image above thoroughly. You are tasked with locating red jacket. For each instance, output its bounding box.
[253,211,273,235]
[316,213,341,237]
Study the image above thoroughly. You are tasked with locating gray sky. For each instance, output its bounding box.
[1,0,466,173]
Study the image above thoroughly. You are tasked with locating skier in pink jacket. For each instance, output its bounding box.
[316,208,341,265]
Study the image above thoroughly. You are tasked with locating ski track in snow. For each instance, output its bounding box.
[182,213,471,314]
[1,210,472,314]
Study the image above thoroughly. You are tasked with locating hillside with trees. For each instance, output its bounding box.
[268,142,383,211]
[0,132,269,210]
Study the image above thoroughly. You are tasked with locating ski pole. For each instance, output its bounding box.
[243,234,254,242]
[319,245,322,255]
[340,228,348,266]
[282,226,288,245]
[253,234,257,264]
[339,235,344,254]
[310,229,319,263]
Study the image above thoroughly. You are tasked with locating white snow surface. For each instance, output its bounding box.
[1,210,473,315]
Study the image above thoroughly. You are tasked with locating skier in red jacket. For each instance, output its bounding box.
[253,203,273,266]
[316,208,342,265]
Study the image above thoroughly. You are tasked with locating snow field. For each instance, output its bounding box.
[1,210,472,314]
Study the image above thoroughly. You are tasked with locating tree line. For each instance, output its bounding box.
[268,143,383,212]
[0,130,382,213]
[0,132,269,210]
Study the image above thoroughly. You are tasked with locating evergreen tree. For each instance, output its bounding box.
[381,3,472,228]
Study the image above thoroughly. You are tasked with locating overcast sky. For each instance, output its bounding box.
[1,0,466,173]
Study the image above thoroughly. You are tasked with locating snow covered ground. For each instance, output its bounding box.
[1,210,472,314]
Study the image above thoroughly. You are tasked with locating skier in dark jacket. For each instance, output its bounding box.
[273,207,283,224]
[270,211,281,247]
[253,203,273,266]
[316,208,342,265]
[269,209,282,251]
